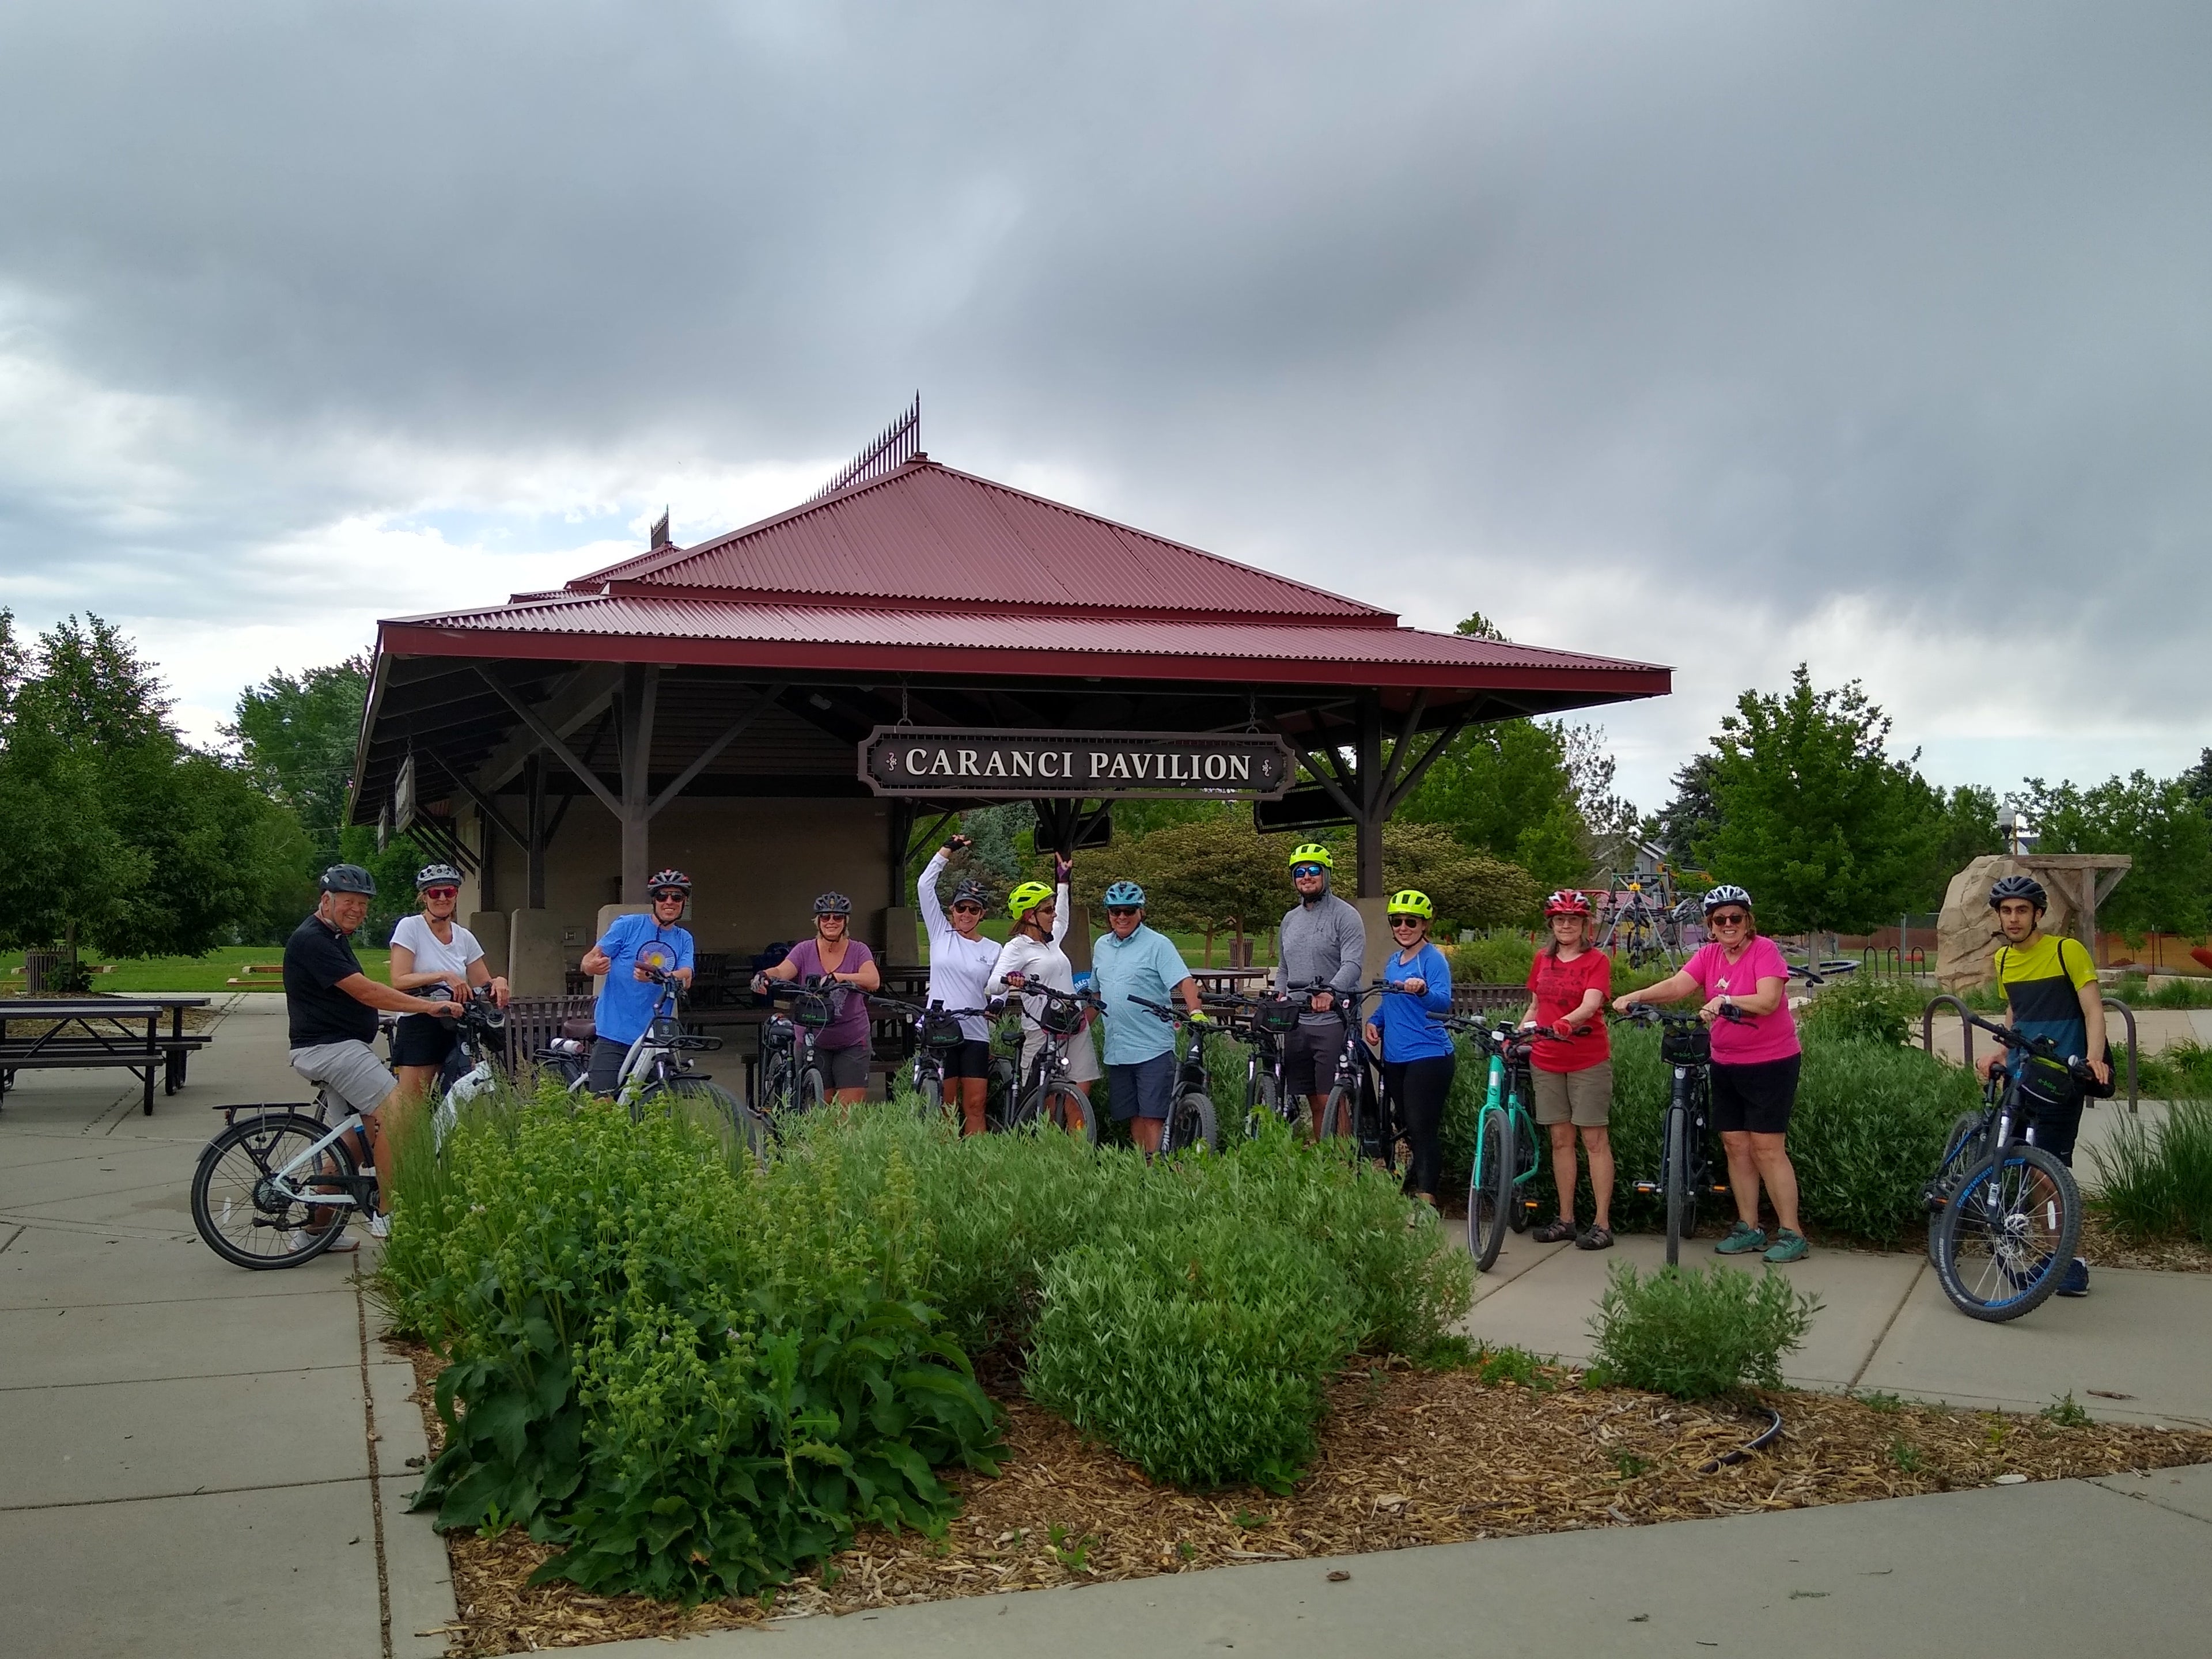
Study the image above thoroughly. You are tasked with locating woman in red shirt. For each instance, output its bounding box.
[1521,891,1615,1249]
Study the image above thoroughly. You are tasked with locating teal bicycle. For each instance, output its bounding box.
[1452,1015,1554,1271]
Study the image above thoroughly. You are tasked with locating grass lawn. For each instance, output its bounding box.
[1,945,392,995]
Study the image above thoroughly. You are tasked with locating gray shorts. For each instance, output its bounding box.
[289,1040,399,1120]
[1531,1060,1612,1128]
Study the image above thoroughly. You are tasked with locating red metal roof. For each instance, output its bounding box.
[571,459,1384,620]
[380,594,1668,692]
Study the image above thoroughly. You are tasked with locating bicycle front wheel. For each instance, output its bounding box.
[191,1113,355,1270]
[658,1077,765,1158]
[1663,1107,1692,1267]
[1927,1111,1988,1263]
[799,1066,827,1113]
[1039,1084,1100,1146]
[1168,1090,1218,1155]
[1933,1145,2081,1322]
[1467,1105,1512,1272]
[1317,1083,1357,1143]
[1245,1071,1279,1137]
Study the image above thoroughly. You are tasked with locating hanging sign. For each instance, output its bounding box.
[859,727,1296,800]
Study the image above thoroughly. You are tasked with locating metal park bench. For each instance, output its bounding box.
[0,995,214,1116]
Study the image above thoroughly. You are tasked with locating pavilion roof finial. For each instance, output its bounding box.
[809,393,922,501]
[649,507,671,550]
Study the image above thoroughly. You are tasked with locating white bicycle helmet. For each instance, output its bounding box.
[1701,884,1753,916]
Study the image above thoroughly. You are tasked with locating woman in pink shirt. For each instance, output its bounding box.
[1613,884,1808,1264]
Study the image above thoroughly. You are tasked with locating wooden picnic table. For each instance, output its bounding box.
[0,995,214,1116]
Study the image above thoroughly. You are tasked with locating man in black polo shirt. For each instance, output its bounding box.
[285,865,457,1245]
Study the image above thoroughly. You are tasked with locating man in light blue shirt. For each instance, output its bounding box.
[1089,880,1202,1154]
[578,870,697,1096]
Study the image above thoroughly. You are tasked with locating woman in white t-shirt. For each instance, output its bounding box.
[988,855,1100,1101]
[387,864,509,1112]
[919,835,1005,1135]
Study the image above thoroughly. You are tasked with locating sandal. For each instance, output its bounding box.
[1575,1225,1614,1251]
[1531,1217,1577,1244]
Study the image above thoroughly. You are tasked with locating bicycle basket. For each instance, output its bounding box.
[792,991,833,1031]
[1254,995,1302,1035]
[1039,997,1085,1037]
[1659,1024,1711,1065]
[920,1010,965,1051]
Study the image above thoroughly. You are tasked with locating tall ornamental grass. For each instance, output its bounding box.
[2090,1098,2212,1247]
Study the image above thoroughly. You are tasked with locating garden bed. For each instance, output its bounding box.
[391,1339,2212,1658]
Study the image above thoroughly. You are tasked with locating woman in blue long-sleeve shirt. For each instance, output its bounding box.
[1362,889,1455,1206]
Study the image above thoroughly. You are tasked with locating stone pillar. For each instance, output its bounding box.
[468,911,510,979]
[1353,894,1392,997]
[508,909,568,997]
[880,905,921,967]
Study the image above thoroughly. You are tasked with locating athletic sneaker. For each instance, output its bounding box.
[366,1211,391,1241]
[1714,1221,1766,1255]
[1763,1228,1809,1264]
[2057,1256,2090,1297]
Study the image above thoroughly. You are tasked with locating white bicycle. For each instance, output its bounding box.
[191,1090,387,1269]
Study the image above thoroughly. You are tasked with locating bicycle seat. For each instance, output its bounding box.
[561,1015,596,1043]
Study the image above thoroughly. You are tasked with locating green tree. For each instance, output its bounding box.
[1395,718,1592,893]
[2017,770,2212,938]
[1921,784,2001,908]
[1652,754,1720,866]
[1455,612,1508,641]
[1695,667,1938,935]
[228,654,372,872]
[1074,809,1304,961]
[1381,821,1541,931]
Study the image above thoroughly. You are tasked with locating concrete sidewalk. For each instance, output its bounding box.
[1461,1225,2212,1428]
[579,1464,2212,1658]
[0,994,453,1659]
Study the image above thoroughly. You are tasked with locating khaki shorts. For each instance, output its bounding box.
[1531,1060,1612,1128]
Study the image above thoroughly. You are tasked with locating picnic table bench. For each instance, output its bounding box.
[0,995,214,1115]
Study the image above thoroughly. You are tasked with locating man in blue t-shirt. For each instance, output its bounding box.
[1089,880,1202,1155]
[579,869,697,1096]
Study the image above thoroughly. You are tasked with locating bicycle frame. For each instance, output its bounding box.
[253,1104,373,1211]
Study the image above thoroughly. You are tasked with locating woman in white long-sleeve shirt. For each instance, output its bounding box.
[988,856,1100,1107]
[919,835,1004,1134]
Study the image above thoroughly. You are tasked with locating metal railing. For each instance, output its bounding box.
[1921,993,2139,1113]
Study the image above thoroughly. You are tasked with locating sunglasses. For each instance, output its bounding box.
[1290,865,1325,878]
[951,902,984,914]
[1106,906,1140,918]
[422,888,458,902]
[1388,916,1425,928]
[1708,911,1748,927]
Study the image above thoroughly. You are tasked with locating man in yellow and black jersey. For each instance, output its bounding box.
[1976,873,2110,1297]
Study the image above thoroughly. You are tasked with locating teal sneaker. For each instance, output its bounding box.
[1762,1228,1809,1264]
[1714,1221,1766,1255]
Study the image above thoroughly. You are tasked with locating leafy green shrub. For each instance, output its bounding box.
[2089,1098,2212,1245]
[1026,1215,1354,1490]
[1800,975,1926,1047]
[1447,932,1535,987]
[383,1092,999,1603]
[1587,1263,1821,1398]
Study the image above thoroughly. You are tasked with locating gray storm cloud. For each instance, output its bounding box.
[1,1,2205,796]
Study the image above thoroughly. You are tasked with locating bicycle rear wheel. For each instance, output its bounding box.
[1926,1111,1988,1262]
[657,1077,767,1160]
[1506,1088,1537,1232]
[1467,1106,1512,1272]
[1933,1146,2080,1322]
[191,1113,355,1270]
[1245,1071,1279,1137]
[1663,1107,1692,1267]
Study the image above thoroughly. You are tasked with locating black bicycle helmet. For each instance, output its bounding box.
[950,878,991,908]
[415,862,464,892]
[319,863,377,896]
[1987,873,2048,911]
[813,890,853,916]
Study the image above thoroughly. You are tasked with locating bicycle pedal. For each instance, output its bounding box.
[1632,1181,1658,1195]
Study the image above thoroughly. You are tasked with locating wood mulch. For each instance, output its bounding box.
[2077,1213,2212,1274]
[388,1340,2212,1658]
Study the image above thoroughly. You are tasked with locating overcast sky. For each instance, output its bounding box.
[2,1,2205,810]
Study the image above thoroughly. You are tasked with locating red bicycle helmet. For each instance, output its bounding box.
[1543,889,1594,918]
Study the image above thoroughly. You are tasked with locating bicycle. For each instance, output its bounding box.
[1601,881,1677,971]
[754,975,847,1118]
[596,967,759,1155]
[998,980,1103,1143]
[1448,1014,1547,1270]
[872,996,997,1113]
[422,987,509,1150]
[1294,980,1404,1175]
[1199,988,1302,1136]
[1621,1004,1749,1266]
[1124,995,1222,1154]
[1922,1012,2090,1323]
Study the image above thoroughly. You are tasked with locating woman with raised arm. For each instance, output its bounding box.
[751,891,881,1105]
[919,834,1003,1134]
[1613,884,1808,1263]
[990,854,1100,1108]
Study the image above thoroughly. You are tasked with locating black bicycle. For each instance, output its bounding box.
[1288,979,1402,1172]
[1622,1005,1748,1266]
[1200,988,1302,1135]
[1000,980,1103,1143]
[754,975,850,1116]
[1922,1012,2089,1323]
[1126,995,1222,1154]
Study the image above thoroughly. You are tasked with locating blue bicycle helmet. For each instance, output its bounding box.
[1104,880,1146,907]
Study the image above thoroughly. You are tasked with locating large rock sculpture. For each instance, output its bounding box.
[1936,855,2075,990]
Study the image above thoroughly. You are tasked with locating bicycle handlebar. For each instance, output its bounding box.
[1958,1009,2097,1078]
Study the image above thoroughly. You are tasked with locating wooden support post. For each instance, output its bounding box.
[1354,693,1384,899]
[618,665,658,902]
[525,753,547,911]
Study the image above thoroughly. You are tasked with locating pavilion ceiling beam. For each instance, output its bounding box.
[647,683,787,816]
[476,667,625,818]
[470,664,622,794]
[1383,716,1467,815]
[1377,691,1430,801]
[421,745,530,851]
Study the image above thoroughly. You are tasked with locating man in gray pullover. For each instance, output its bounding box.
[1277,843,1366,1136]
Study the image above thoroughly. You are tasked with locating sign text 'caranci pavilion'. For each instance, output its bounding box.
[858,728,1296,799]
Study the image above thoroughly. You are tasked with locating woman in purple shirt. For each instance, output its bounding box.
[751,891,882,1104]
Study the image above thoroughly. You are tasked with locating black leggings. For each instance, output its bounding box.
[1383,1054,1456,1198]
